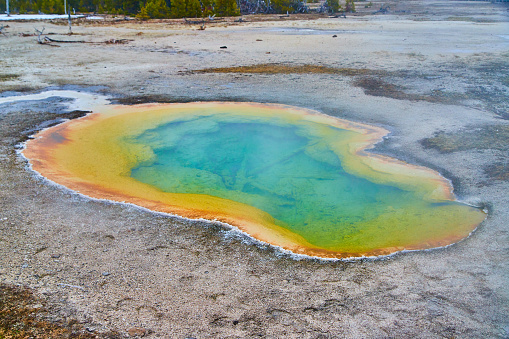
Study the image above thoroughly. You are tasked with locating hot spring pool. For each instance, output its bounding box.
[23,102,485,259]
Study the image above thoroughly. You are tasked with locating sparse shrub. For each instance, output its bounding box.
[326,0,340,13]
[345,0,355,12]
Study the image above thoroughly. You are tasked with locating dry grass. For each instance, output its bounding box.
[484,162,509,181]
[0,283,122,339]
[195,63,382,76]
[421,125,509,153]
[0,74,19,82]
[353,77,437,102]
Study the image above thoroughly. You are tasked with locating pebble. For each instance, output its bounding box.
[102,272,110,276]
[127,327,147,337]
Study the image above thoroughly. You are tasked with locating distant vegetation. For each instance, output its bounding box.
[1,0,356,19]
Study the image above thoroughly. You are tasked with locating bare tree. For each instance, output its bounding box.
[67,8,72,35]
[34,27,46,44]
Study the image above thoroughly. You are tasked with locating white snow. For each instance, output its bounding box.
[0,14,104,21]
[0,90,111,111]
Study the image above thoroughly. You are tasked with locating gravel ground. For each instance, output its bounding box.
[1,1,508,337]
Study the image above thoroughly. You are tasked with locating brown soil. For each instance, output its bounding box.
[195,63,381,76]
[0,284,122,338]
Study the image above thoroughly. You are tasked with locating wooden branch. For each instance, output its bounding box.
[103,38,132,44]
[184,18,205,25]
[34,27,46,44]
[67,9,72,35]
[44,36,85,43]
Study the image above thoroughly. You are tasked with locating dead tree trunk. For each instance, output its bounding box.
[68,9,72,35]
[34,27,46,44]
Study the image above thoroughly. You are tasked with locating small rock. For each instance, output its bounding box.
[51,254,61,258]
[220,46,227,49]
[332,35,337,37]
[102,272,110,277]
[128,327,147,337]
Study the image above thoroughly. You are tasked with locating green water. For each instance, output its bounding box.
[128,114,462,249]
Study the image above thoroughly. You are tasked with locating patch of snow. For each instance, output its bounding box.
[0,90,111,111]
[0,14,93,21]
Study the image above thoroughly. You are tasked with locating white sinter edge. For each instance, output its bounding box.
[0,90,111,112]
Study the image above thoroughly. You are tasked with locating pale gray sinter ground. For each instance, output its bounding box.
[0,0,509,337]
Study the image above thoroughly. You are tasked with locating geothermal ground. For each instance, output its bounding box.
[1,0,509,337]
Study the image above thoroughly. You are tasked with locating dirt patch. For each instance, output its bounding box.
[195,63,385,76]
[446,16,497,23]
[0,74,19,82]
[196,65,489,107]
[484,161,509,181]
[353,77,438,102]
[0,283,122,338]
[420,125,509,153]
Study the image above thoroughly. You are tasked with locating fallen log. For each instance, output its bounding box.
[103,38,132,44]
[44,36,85,43]
[184,18,205,25]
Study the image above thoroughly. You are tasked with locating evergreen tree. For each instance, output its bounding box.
[200,0,213,17]
[326,0,339,13]
[170,0,185,17]
[78,0,94,12]
[187,0,201,17]
[122,0,139,14]
[344,0,354,12]
[37,0,65,14]
[271,0,293,13]
[138,0,169,18]
[137,4,150,17]
[170,0,202,18]
[215,0,239,16]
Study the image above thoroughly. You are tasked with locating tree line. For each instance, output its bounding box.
[1,0,354,19]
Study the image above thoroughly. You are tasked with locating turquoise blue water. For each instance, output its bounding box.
[128,114,448,248]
